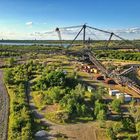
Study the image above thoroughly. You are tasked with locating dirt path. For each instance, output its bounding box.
[49,122,98,140]
[0,70,9,140]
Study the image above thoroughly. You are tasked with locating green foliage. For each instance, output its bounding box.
[136,122,140,136]
[32,92,46,109]
[59,84,89,118]
[106,127,117,140]
[8,83,33,140]
[122,117,136,132]
[33,66,93,121]
[5,60,41,85]
[8,57,16,67]
[4,69,14,84]
[94,100,107,118]
[129,104,140,123]
[35,70,67,90]
[45,86,65,103]
[94,87,106,100]
[65,74,79,88]
[21,123,32,140]
[73,84,85,97]
[46,111,69,124]
[33,66,94,120]
[0,44,62,58]
[113,122,123,134]
[111,99,122,113]
[5,64,35,139]
[97,109,106,121]
[49,87,65,103]
[46,70,66,87]
[95,50,140,61]
[107,123,134,140]
[33,86,66,108]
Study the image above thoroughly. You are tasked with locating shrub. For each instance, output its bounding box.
[122,117,136,132]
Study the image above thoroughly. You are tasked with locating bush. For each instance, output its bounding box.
[5,66,34,139]
[106,127,117,140]
[94,100,107,118]
[113,122,123,133]
[46,87,65,103]
[122,117,136,132]
[46,111,69,123]
[136,122,140,138]
[4,69,14,84]
[111,99,122,113]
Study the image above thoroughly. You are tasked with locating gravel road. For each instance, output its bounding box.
[0,70,9,140]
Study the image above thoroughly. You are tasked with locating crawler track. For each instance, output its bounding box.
[0,70,9,140]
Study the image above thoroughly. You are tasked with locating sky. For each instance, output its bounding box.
[0,0,140,40]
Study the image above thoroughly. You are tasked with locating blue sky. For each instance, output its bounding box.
[0,0,140,39]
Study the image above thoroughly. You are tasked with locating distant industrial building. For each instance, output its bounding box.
[109,89,132,102]
[109,89,120,96]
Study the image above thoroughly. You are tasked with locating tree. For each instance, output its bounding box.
[94,87,105,100]
[59,88,86,117]
[111,99,122,113]
[107,121,133,140]
[21,123,32,140]
[94,100,107,118]
[46,70,66,87]
[97,109,106,121]
[129,104,140,123]
[8,57,15,67]
[78,104,88,116]
[113,122,123,134]
[47,86,65,103]
[74,84,85,97]
[122,117,135,132]
[136,122,140,139]
[4,69,14,84]
[106,127,117,140]
[97,109,106,128]
[81,104,86,115]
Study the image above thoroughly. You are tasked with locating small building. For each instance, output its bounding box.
[124,94,132,102]
[116,93,132,102]
[109,89,120,96]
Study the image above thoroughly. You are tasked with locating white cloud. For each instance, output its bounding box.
[108,27,140,40]
[0,31,35,40]
[30,31,58,40]
[112,27,140,34]
[1,26,140,40]
[26,21,33,27]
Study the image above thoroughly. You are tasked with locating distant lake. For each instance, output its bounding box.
[0,42,70,47]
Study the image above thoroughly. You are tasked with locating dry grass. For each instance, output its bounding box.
[50,122,109,140]
[42,104,60,114]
